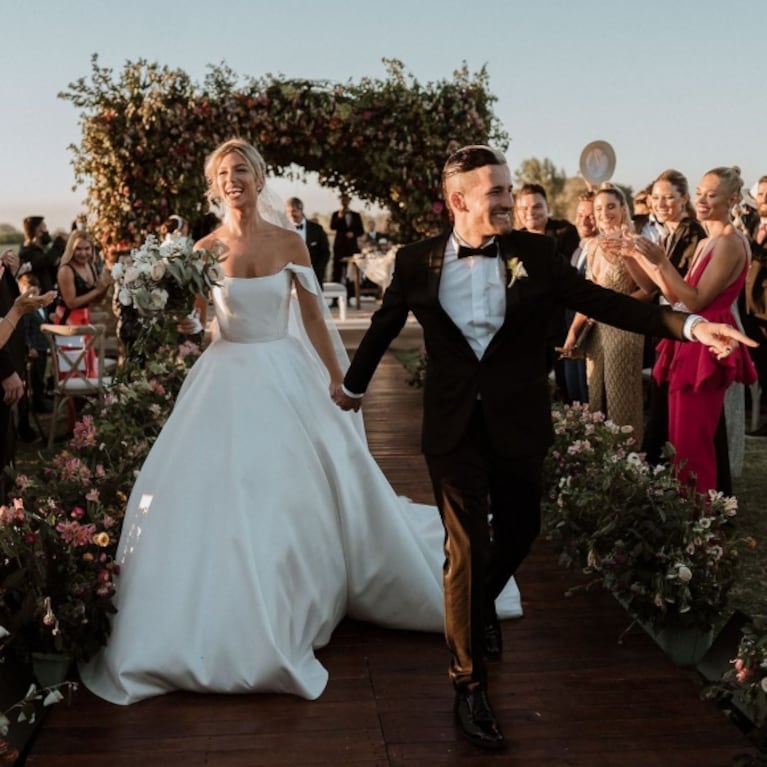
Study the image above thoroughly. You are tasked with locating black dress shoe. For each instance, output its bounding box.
[454,688,505,750]
[484,621,503,659]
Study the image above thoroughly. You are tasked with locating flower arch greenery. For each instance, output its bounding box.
[60,55,508,250]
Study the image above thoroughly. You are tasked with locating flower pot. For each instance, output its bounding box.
[649,625,714,667]
[30,652,73,688]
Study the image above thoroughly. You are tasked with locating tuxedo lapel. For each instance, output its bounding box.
[426,233,449,304]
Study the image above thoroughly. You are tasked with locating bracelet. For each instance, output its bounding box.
[0,317,16,330]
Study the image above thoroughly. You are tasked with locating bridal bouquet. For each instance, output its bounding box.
[112,235,224,316]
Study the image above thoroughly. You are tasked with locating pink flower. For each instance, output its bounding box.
[56,520,96,547]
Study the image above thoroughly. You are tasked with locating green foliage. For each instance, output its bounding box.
[60,55,508,248]
[542,402,749,633]
[513,157,568,217]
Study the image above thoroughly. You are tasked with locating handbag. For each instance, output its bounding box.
[574,319,596,356]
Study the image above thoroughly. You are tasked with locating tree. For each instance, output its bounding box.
[60,56,508,249]
[513,157,568,217]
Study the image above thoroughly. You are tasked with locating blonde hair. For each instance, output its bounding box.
[204,138,267,207]
[59,230,95,266]
[704,166,744,201]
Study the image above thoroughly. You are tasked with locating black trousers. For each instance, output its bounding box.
[425,402,544,690]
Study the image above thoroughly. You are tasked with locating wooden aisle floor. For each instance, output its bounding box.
[23,354,758,766]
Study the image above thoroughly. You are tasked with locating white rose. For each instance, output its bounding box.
[150,260,166,281]
[110,262,124,280]
[148,288,168,310]
[124,266,141,284]
[677,565,693,583]
[761,677,767,694]
[118,287,133,306]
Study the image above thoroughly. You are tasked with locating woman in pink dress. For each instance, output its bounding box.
[622,166,757,494]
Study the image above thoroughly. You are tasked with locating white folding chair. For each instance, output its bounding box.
[40,323,113,447]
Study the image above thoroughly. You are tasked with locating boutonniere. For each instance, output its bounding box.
[506,257,528,288]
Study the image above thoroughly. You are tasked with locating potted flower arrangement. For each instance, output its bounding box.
[542,402,752,665]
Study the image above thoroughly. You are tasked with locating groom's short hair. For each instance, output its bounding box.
[442,145,506,182]
[441,145,506,209]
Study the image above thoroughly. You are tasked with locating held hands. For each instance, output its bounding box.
[691,321,758,360]
[331,382,362,412]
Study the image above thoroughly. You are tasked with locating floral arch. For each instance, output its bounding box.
[61,56,508,250]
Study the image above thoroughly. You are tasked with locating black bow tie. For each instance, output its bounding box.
[295,223,304,230]
[457,242,497,259]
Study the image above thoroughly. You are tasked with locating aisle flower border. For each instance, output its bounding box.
[541,402,751,634]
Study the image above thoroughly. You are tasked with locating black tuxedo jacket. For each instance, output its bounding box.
[330,209,364,258]
[0,266,24,381]
[344,230,688,458]
[303,219,330,284]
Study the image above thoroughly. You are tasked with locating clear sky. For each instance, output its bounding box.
[1,0,764,231]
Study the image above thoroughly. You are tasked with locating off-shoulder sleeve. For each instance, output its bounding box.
[285,263,318,295]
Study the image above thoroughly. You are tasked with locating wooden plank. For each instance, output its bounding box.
[24,353,759,765]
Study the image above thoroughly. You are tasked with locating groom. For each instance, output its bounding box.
[333,145,754,750]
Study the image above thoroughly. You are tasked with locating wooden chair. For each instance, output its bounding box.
[40,323,114,447]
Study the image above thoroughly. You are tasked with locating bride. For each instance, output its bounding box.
[79,138,522,705]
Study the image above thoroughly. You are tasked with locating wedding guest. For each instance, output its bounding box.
[329,193,364,298]
[18,216,57,293]
[562,184,652,443]
[629,170,708,464]
[55,230,112,332]
[622,166,757,494]
[560,190,597,404]
[0,251,55,490]
[515,183,579,402]
[743,175,767,435]
[286,196,330,286]
[632,187,665,244]
[17,273,52,415]
[335,145,751,750]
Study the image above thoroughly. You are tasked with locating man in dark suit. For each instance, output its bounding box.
[0,249,31,491]
[516,183,580,402]
[332,145,753,750]
[286,197,330,286]
[329,193,364,295]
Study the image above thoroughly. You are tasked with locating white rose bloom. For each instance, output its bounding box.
[677,565,693,583]
[150,260,166,281]
[148,288,168,310]
[761,677,767,693]
[124,266,141,284]
[110,262,124,280]
[118,287,133,306]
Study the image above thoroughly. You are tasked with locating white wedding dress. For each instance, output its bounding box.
[79,264,522,705]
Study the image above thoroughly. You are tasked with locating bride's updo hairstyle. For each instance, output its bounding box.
[204,138,267,207]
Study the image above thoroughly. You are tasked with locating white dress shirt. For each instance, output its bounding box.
[439,234,506,359]
[294,219,306,241]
